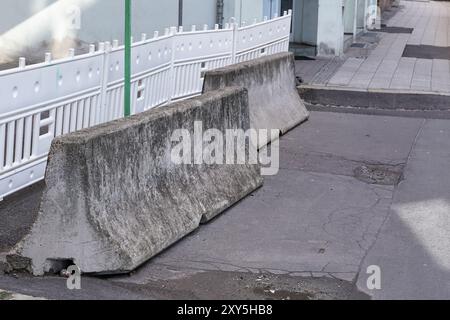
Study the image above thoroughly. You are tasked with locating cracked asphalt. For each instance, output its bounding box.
[0,111,449,299]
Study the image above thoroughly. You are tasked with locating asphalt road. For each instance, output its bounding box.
[0,111,449,299]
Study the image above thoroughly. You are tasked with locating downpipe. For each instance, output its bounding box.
[216,0,224,28]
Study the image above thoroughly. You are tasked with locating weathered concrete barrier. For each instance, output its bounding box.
[203,52,309,148]
[9,87,263,276]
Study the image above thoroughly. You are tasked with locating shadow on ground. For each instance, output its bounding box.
[0,182,44,252]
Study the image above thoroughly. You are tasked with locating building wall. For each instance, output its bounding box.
[263,0,281,19]
[242,0,264,23]
[0,0,178,49]
[291,0,378,56]
[367,0,380,29]
[357,0,367,29]
[290,0,319,45]
[182,0,217,29]
[316,0,344,56]
[301,0,319,45]
[0,0,379,63]
[0,0,217,64]
[343,0,356,34]
[223,0,265,25]
[378,0,395,12]
[292,1,303,43]
[343,0,366,35]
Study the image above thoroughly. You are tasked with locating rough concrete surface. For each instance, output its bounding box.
[203,52,309,147]
[8,87,263,276]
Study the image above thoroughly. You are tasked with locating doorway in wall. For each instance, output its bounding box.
[343,0,366,51]
[281,0,293,40]
[286,0,318,57]
[343,0,356,50]
[356,0,367,35]
[264,0,280,19]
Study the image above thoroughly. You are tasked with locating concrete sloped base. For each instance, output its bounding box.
[8,87,263,276]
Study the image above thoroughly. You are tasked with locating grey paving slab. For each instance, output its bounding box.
[328,58,365,86]
[390,57,416,89]
[303,1,450,96]
[411,58,432,91]
[431,59,450,92]
[295,58,345,85]
[369,59,400,89]
[328,73,357,87]
[435,12,448,47]
[295,59,329,84]
[359,58,383,72]
[348,73,375,89]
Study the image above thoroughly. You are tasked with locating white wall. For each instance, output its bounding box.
[223,0,265,25]
[182,0,217,29]
[263,0,281,19]
[366,0,380,29]
[292,0,303,43]
[316,0,344,56]
[357,0,366,29]
[0,0,178,62]
[343,0,356,34]
[0,0,218,64]
[289,0,374,56]
[291,0,319,45]
[300,0,319,45]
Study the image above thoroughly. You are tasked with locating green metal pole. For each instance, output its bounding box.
[124,0,131,117]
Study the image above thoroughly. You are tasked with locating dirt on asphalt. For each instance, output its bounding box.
[109,271,370,300]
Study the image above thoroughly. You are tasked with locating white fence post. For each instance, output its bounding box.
[167,26,178,104]
[231,17,238,64]
[18,57,26,69]
[44,52,52,64]
[288,9,293,51]
[98,41,112,125]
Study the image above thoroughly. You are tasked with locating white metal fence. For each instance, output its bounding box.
[0,11,292,200]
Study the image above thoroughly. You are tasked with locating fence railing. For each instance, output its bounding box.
[0,11,292,200]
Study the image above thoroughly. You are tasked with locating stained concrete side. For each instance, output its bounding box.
[8,87,263,276]
[203,52,309,148]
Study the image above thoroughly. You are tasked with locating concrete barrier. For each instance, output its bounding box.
[8,87,263,276]
[203,52,309,148]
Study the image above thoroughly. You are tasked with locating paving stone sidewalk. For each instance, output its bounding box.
[297,0,450,94]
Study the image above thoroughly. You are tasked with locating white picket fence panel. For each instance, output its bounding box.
[0,12,292,200]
